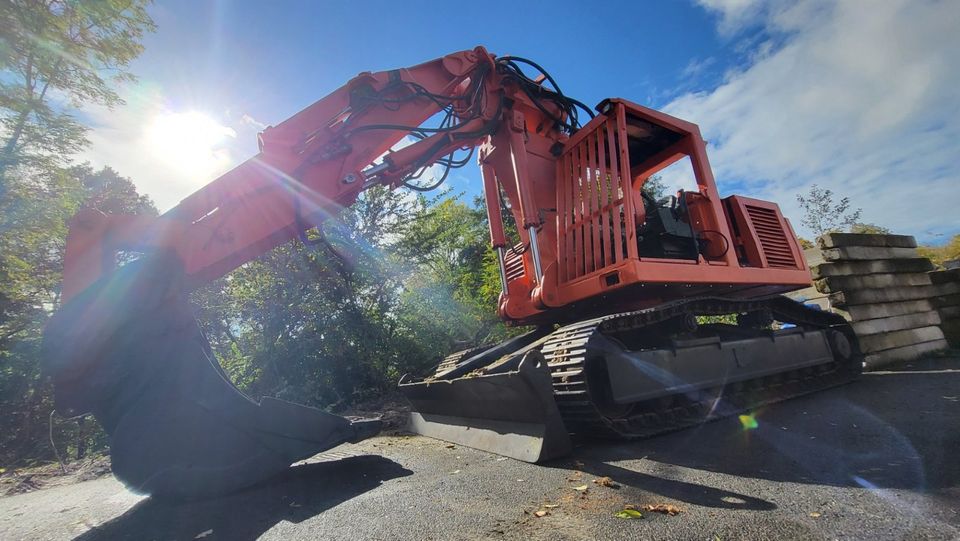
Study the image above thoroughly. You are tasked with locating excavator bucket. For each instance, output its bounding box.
[399,342,572,463]
[42,253,380,499]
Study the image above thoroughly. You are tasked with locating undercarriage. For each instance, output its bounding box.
[400,296,862,461]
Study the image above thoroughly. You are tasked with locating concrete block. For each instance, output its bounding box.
[811,258,934,278]
[828,284,950,307]
[821,246,918,262]
[932,282,960,298]
[941,319,960,348]
[835,299,934,321]
[933,293,960,309]
[938,305,960,320]
[858,326,945,354]
[814,272,932,294]
[851,311,942,336]
[786,285,828,302]
[863,339,948,370]
[817,233,917,249]
[930,268,960,285]
[802,247,825,268]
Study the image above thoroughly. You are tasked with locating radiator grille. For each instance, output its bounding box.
[556,117,634,283]
[745,205,797,268]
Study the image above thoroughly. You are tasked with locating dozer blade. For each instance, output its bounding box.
[42,253,380,499]
[399,350,571,463]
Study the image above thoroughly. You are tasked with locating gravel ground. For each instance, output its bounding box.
[1,354,958,540]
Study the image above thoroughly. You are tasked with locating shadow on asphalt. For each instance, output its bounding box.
[563,459,777,511]
[72,455,411,541]
[568,355,960,496]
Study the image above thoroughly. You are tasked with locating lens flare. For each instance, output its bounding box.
[145,111,236,178]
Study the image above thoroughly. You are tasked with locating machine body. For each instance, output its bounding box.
[43,48,860,497]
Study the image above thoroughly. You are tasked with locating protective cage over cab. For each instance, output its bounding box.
[496,98,813,325]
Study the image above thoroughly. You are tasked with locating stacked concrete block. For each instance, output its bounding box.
[812,233,949,369]
[784,247,832,311]
[930,268,960,347]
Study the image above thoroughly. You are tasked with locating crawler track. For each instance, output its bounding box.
[539,296,862,439]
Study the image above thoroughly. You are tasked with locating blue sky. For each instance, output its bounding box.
[81,0,960,243]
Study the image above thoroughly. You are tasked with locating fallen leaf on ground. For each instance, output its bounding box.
[593,476,618,488]
[809,512,821,518]
[534,510,549,517]
[194,530,214,539]
[572,484,589,492]
[643,504,683,516]
[445,444,456,449]
[614,509,643,519]
[543,503,560,509]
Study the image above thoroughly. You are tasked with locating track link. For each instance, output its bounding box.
[540,296,862,439]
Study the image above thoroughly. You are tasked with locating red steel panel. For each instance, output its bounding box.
[606,121,624,265]
[596,128,613,267]
[586,132,601,273]
[615,104,638,260]
[574,141,583,277]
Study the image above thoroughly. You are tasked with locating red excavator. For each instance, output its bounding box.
[42,47,861,498]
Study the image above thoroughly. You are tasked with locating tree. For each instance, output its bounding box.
[0,0,155,178]
[795,184,862,236]
[918,234,960,268]
[641,174,668,200]
[0,166,155,465]
[69,164,156,215]
[850,222,890,235]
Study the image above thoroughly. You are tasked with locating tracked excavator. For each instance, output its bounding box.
[42,47,861,498]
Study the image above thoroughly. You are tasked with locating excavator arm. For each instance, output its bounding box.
[62,47,503,301]
[43,47,586,498]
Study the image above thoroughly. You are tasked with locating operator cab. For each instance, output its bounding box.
[615,101,703,261]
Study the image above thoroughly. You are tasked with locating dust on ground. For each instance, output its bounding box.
[337,391,411,435]
[1,394,411,498]
[0,454,112,496]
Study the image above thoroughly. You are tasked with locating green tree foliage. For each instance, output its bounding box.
[193,187,513,413]
[641,174,667,200]
[918,234,960,268]
[795,184,863,236]
[1,165,155,465]
[0,1,155,466]
[69,164,156,215]
[0,0,155,177]
[850,222,891,235]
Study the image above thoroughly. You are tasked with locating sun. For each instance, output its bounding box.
[145,111,236,179]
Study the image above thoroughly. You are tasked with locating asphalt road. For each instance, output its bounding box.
[2,354,959,540]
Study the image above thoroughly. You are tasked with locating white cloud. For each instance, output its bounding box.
[671,0,960,241]
[79,83,245,212]
[696,0,764,33]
